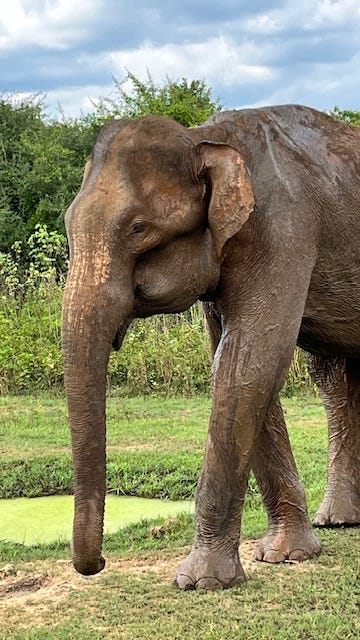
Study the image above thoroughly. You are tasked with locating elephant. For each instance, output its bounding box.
[62,104,360,590]
[307,353,360,527]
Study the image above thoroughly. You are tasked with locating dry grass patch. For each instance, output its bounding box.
[0,538,321,628]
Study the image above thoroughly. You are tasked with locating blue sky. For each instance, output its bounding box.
[1,0,360,118]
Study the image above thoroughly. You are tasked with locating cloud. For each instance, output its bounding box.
[0,0,359,117]
[244,0,360,35]
[108,37,276,88]
[251,50,360,110]
[245,14,282,35]
[44,82,113,118]
[304,0,360,29]
[0,0,103,50]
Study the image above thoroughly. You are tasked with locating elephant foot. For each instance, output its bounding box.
[255,523,321,563]
[173,546,246,591]
[313,490,360,527]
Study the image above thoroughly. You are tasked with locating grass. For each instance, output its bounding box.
[0,452,202,500]
[0,526,358,639]
[0,395,209,457]
[0,394,323,457]
[0,395,328,504]
[0,393,358,639]
[0,395,208,500]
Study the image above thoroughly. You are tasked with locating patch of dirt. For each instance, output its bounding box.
[0,540,260,607]
[103,539,261,582]
[0,561,81,611]
[0,573,48,599]
[0,538,320,626]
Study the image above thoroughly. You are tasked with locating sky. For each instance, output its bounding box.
[1,0,360,119]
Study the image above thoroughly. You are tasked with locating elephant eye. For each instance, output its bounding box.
[132,221,146,234]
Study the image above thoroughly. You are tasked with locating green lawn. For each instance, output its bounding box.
[0,395,209,457]
[0,394,358,639]
[0,394,326,457]
[0,395,328,507]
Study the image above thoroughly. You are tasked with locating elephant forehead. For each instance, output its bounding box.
[97,153,195,220]
[100,121,190,177]
[77,177,132,218]
[77,121,200,227]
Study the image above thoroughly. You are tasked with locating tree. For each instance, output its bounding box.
[0,76,221,257]
[0,95,94,254]
[88,70,222,127]
[331,107,360,126]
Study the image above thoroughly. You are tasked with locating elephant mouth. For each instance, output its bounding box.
[135,283,147,299]
[133,284,153,317]
[112,320,131,351]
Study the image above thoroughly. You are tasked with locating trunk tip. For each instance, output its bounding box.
[73,556,106,576]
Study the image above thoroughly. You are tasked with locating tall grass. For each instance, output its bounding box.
[109,306,211,394]
[0,227,312,396]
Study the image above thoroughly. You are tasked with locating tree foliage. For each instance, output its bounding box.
[90,70,222,127]
[331,106,360,126]
[0,76,221,258]
[0,94,95,254]
[0,84,359,263]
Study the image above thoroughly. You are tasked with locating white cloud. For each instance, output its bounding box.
[1,1,359,117]
[305,0,360,29]
[0,0,102,50]
[245,14,282,34]
[107,37,276,89]
[244,0,360,35]
[249,51,360,109]
[44,82,113,118]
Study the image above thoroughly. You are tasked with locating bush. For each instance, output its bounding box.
[88,71,222,128]
[0,226,312,397]
[0,226,65,393]
[109,307,211,395]
[0,94,96,257]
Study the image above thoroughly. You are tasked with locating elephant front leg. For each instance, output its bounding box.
[174,304,245,589]
[174,331,277,591]
[174,251,315,590]
[253,398,321,563]
[174,400,249,590]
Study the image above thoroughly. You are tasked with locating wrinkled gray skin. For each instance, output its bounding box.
[62,105,360,589]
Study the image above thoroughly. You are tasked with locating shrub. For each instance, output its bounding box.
[0,226,312,396]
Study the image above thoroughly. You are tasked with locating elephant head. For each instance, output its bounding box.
[62,115,255,575]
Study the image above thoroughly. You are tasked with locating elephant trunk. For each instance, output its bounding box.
[62,264,132,576]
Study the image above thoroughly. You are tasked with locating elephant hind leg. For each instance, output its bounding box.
[252,398,321,563]
[308,355,360,527]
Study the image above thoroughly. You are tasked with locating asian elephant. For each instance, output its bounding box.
[62,105,360,590]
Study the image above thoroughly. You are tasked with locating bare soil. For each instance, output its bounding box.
[0,540,260,613]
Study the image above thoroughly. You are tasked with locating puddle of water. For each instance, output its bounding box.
[0,495,194,545]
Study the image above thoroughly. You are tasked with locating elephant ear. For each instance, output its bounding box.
[80,156,93,190]
[197,142,255,257]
